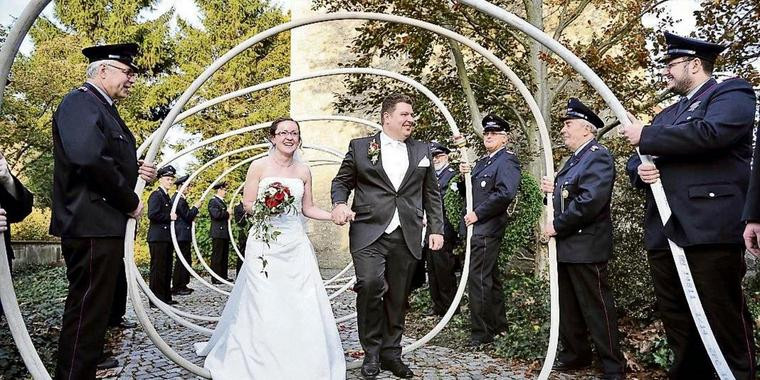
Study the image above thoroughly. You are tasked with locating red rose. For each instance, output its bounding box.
[274,192,285,201]
[265,198,278,209]
[283,187,291,196]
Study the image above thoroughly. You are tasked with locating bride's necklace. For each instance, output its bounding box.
[272,155,294,168]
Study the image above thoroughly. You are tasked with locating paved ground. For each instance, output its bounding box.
[97,269,536,379]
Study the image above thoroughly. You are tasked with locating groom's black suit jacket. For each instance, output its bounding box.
[331,133,444,259]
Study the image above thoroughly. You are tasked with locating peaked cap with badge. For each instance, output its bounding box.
[82,43,140,71]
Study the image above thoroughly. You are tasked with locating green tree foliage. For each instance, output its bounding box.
[1,1,174,207]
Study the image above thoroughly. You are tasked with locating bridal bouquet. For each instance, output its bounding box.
[250,181,296,277]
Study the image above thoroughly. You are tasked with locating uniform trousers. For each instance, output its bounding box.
[425,242,459,315]
[148,242,173,303]
[210,238,229,282]
[235,232,247,275]
[55,237,122,380]
[467,234,507,341]
[648,245,756,380]
[172,241,192,291]
[557,262,624,375]
[107,260,127,326]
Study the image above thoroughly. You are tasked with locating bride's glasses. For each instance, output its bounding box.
[275,131,300,138]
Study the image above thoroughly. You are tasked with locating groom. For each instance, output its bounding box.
[331,93,444,379]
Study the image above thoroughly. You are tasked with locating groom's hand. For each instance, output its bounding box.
[429,234,443,250]
[331,203,351,225]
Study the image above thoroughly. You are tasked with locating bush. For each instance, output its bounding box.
[10,208,58,242]
[0,265,67,377]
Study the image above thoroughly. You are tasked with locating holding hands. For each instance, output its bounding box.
[331,203,355,226]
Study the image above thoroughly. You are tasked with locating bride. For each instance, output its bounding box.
[195,117,346,379]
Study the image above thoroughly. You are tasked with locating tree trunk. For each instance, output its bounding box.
[526,0,550,278]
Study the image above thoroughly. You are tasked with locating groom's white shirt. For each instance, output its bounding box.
[380,131,409,233]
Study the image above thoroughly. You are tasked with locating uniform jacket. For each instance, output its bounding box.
[50,82,139,238]
[435,164,459,244]
[147,188,173,242]
[459,148,521,237]
[1,175,34,260]
[552,140,615,263]
[743,123,760,222]
[331,133,444,259]
[626,78,756,250]
[208,195,230,240]
[172,194,198,242]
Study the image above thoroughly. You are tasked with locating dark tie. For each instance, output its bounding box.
[675,96,690,114]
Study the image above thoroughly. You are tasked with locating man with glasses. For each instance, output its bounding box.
[51,43,157,379]
[541,99,623,379]
[458,114,521,347]
[621,32,756,379]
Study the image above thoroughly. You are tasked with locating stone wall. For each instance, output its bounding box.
[10,241,63,269]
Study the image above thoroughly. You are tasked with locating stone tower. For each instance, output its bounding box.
[290,0,368,268]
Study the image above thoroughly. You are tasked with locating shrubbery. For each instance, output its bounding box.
[10,208,58,242]
[0,265,66,377]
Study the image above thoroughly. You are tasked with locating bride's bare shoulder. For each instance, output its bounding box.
[248,158,268,173]
[294,162,311,182]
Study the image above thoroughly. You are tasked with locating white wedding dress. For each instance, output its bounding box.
[195,176,346,379]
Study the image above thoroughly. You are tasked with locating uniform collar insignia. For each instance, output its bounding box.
[590,145,599,151]
[688,101,701,112]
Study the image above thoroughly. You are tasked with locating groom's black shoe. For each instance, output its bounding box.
[380,359,414,378]
[360,357,380,378]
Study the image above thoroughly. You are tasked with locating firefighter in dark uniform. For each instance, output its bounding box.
[51,43,157,379]
[233,200,250,276]
[744,126,760,256]
[458,114,521,346]
[208,181,231,283]
[541,99,624,378]
[147,165,176,304]
[622,32,756,379]
[0,150,34,317]
[424,141,460,316]
[171,175,199,296]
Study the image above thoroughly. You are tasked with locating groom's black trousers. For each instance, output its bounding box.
[352,228,418,361]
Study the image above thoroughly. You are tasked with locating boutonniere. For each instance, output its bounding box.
[368,140,380,165]
[687,101,701,112]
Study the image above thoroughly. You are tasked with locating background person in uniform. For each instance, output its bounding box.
[621,32,756,379]
[208,182,231,283]
[147,165,177,305]
[233,200,250,276]
[458,114,521,347]
[50,43,157,379]
[541,99,624,379]
[0,150,34,318]
[425,141,460,317]
[171,175,199,296]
